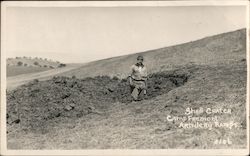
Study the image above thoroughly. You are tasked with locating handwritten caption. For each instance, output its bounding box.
[166,107,241,130]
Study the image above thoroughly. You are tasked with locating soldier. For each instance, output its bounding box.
[129,55,148,101]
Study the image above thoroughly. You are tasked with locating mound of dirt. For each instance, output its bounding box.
[7,69,190,132]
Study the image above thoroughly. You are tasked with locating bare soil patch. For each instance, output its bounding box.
[7,68,190,133]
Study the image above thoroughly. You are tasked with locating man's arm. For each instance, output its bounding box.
[142,67,148,95]
[128,65,135,85]
[141,67,148,81]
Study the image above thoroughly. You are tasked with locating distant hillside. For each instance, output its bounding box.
[59,28,246,78]
[7,57,66,77]
[7,57,63,68]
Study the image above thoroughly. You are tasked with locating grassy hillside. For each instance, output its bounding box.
[59,29,246,78]
[7,66,49,77]
[7,57,65,77]
[7,57,61,67]
[7,64,83,90]
[7,28,247,149]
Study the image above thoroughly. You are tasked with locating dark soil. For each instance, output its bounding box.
[7,69,190,132]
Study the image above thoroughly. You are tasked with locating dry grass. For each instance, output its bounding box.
[58,29,246,79]
[7,62,247,149]
[7,66,50,77]
[7,64,83,91]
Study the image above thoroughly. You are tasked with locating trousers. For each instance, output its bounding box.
[129,78,146,100]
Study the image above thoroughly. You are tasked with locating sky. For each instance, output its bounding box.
[5,6,247,63]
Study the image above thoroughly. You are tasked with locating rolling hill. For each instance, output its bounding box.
[7,57,61,67]
[7,57,65,77]
[58,28,246,78]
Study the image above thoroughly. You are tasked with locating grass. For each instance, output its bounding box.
[58,29,246,79]
[7,66,51,77]
[7,64,83,90]
[7,62,247,149]
[7,57,60,68]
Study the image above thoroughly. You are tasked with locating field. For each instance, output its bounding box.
[7,66,50,77]
[7,57,64,77]
[7,64,84,91]
[6,29,247,149]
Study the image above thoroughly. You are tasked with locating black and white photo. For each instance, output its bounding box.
[1,1,249,155]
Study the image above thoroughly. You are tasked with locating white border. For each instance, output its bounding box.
[0,0,249,7]
[1,1,7,155]
[246,0,250,155]
[1,1,249,156]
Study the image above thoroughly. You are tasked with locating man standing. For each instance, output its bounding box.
[129,55,148,101]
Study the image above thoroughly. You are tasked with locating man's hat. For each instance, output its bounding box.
[137,55,144,60]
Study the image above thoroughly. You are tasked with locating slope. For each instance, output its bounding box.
[59,29,246,78]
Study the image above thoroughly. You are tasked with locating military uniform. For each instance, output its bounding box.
[129,63,148,101]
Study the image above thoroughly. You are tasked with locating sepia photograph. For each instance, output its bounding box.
[1,1,249,155]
